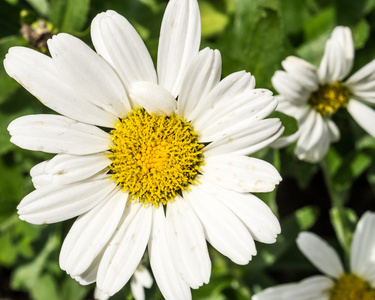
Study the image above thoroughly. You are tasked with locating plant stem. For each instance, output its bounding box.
[320,159,351,264]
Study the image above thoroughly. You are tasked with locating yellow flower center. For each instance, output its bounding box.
[108,108,204,206]
[308,82,350,117]
[330,273,375,300]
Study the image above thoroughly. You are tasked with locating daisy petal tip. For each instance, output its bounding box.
[17,214,26,221]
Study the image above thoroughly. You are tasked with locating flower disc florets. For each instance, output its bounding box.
[330,273,375,300]
[108,108,204,206]
[309,82,350,117]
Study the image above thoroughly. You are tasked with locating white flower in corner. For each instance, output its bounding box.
[272,26,375,163]
[4,0,283,299]
[253,211,375,300]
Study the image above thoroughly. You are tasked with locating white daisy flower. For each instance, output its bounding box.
[253,211,375,300]
[271,26,375,163]
[4,0,283,298]
[95,264,153,300]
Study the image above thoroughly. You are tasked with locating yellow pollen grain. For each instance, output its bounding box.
[108,108,204,207]
[309,82,350,117]
[330,273,375,300]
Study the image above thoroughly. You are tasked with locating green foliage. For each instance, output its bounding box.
[49,0,91,33]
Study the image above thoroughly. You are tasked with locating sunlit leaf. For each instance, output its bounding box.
[49,0,91,33]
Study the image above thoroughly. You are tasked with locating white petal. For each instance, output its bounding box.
[202,154,281,193]
[271,130,300,148]
[184,180,256,265]
[157,0,201,97]
[295,111,323,152]
[129,81,176,115]
[350,211,375,286]
[74,250,104,285]
[148,206,192,300]
[199,179,280,244]
[297,232,344,279]
[48,33,131,118]
[271,71,311,105]
[281,56,319,91]
[3,47,117,127]
[253,275,333,300]
[345,59,375,104]
[276,95,311,118]
[198,90,277,141]
[60,187,126,276]
[203,118,284,156]
[8,115,110,155]
[346,59,375,86]
[193,71,255,130]
[17,175,116,224]
[294,111,331,163]
[33,153,111,186]
[91,10,157,89]
[347,99,375,137]
[30,160,51,189]
[94,288,110,300]
[327,119,340,142]
[97,202,152,296]
[318,26,354,83]
[166,197,211,288]
[177,48,221,120]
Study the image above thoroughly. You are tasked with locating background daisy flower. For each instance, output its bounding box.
[271,26,375,163]
[253,211,375,300]
[4,0,283,298]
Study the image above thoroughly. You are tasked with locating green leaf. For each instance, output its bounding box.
[11,233,60,290]
[200,0,229,38]
[367,162,375,196]
[296,6,336,65]
[279,0,311,35]
[330,207,357,257]
[216,0,290,87]
[30,274,60,300]
[353,19,370,49]
[0,231,17,265]
[0,36,28,105]
[49,0,91,33]
[0,1,23,38]
[337,0,374,24]
[268,111,298,138]
[363,0,375,14]
[297,30,330,66]
[61,278,89,300]
[295,206,320,230]
[280,151,319,189]
[25,0,50,16]
[355,134,375,151]
[303,6,336,41]
[332,151,372,190]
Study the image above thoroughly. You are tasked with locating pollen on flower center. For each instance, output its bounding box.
[308,82,350,117]
[108,108,204,206]
[330,273,375,300]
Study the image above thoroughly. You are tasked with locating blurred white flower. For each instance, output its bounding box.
[272,26,375,162]
[4,0,283,299]
[130,264,153,300]
[253,211,375,300]
[95,264,152,300]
